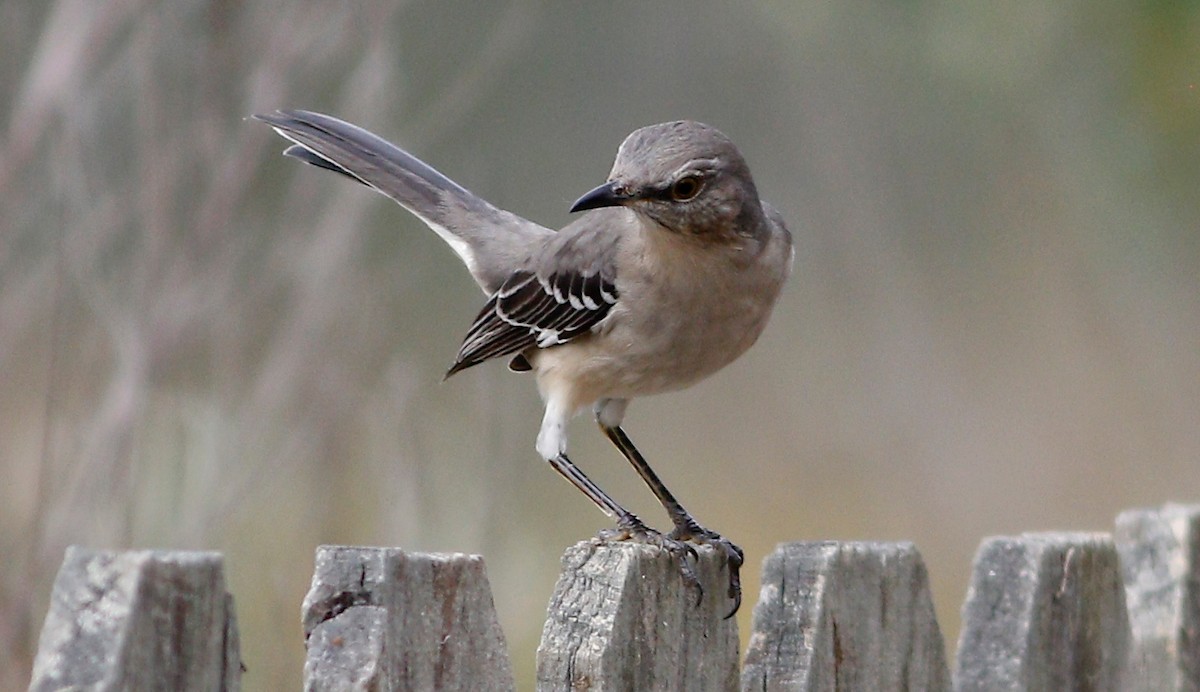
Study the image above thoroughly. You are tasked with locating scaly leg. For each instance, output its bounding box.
[544,451,701,597]
[598,422,744,618]
[537,401,701,597]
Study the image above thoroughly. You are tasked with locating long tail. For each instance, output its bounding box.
[255,110,551,293]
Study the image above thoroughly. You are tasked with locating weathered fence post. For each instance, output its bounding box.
[32,503,1200,689]
[536,541,740,691]
[301,546,514,692]
[1115,503,1200,690]
[954,533,1129,691]
[29,547,241,691]
[739,541,950,691]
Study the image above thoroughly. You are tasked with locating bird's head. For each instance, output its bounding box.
[569,121,763,238]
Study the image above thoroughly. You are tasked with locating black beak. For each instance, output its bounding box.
[569,181,630,213]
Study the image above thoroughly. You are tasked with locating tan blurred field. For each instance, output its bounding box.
[2,2,1198,688]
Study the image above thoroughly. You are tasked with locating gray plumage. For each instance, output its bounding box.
[256,110,793,616]
[255,110,549,293]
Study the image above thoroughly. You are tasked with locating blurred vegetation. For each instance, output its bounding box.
[2,1,1198,688]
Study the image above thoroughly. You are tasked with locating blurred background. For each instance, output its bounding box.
[3,0,1198,688]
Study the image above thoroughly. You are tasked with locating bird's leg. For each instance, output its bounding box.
[599,422,744,618]
[536,402,701,595]
[543,451,640,530]
[543,451,701,595]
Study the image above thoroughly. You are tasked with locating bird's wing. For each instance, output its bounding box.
[446,220,621,377]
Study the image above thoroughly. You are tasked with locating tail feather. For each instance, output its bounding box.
[255,109,551,292]
[282,144,359,182]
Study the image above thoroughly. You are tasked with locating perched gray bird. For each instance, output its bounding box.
[255,110,793,616]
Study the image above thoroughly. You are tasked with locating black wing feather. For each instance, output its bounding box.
[445,269,618,377]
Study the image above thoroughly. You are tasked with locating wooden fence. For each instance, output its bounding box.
[27,503,1200,691]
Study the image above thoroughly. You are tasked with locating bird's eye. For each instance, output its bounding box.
[669,175,702,201]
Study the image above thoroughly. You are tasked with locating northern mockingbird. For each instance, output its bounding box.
[256,110,793,616]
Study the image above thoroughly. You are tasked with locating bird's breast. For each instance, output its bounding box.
[532,225,790,411]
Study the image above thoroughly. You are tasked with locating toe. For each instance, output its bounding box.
[667,523,745,618]
[596,522,706,605]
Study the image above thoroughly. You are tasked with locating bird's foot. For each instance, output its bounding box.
[669,518,744,619]
[596,515,703,605]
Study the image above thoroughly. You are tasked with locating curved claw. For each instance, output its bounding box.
[678,553,704,607]
[669,524,745,618]
[717,540,744,618]
[722,560,742,619]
